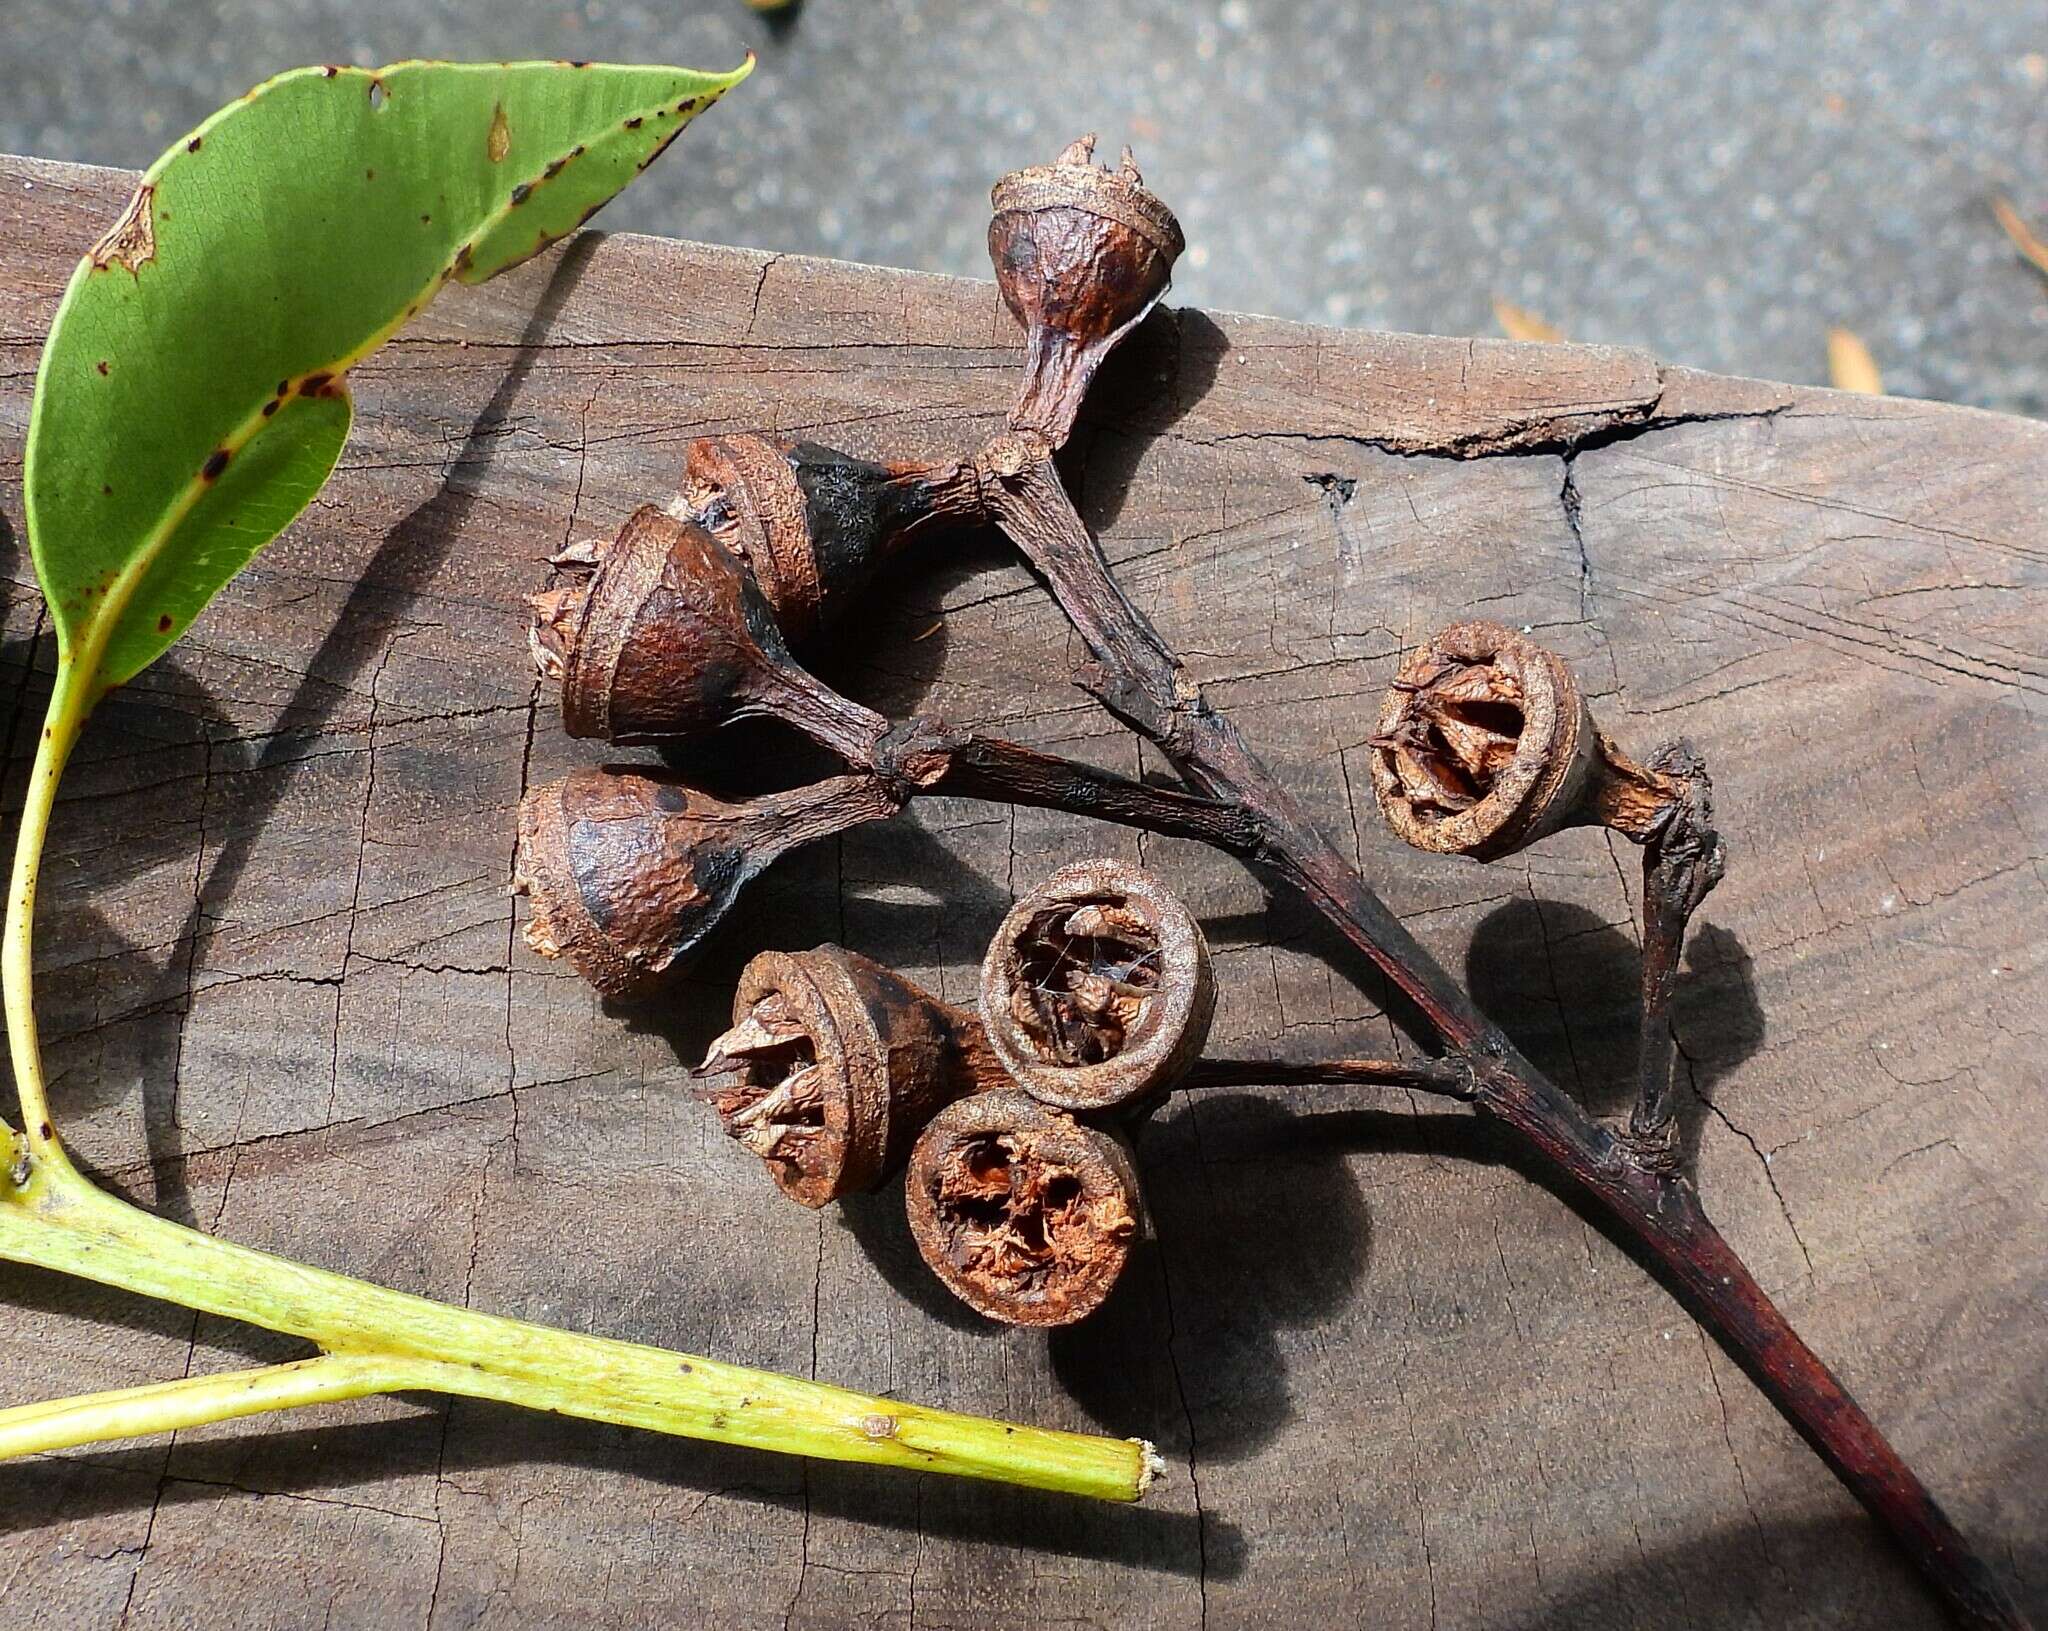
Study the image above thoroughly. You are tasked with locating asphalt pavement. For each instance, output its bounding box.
[4,0,2045,412]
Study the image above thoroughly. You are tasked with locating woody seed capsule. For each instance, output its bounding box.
[905,1087,1144,1328]
[988,135,1186,448]
[682,434,984,645]
[512,768,900,1000]
[979,858,1214,1112]
[1370,619,1684,861]
[527,503,882,753]
[697,945,1001,1206]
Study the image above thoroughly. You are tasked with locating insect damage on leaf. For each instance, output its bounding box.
[489,102,510,162]
[89,185,157,276]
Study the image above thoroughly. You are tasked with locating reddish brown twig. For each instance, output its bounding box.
[514,134,2025,1626]
[959,142,2025,1631]
[975,446,2021,1629]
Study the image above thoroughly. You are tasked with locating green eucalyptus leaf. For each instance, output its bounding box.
[25,56,751,699]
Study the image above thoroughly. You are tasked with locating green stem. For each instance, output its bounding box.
[0,680,1156,1501]
[4,663,88,1166]
[0,1354,424,1460]
[0,1170,1153,1494]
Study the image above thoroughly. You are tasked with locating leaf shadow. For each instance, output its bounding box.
[124,234,602,1227]
[0,240,601,1368]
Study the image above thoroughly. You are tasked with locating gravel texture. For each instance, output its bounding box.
[3,0,2045,412]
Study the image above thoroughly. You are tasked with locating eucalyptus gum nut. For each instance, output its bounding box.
[705,946,1000,1206]
[512,769,901,1000]
[683,435,983,645]
[1370,620,1681,861]
[979,858,1214,1112]
[904,1088,1144,1328]
[531,504,824,745]
[988,135,1185,446]
[1370,620,1595,862]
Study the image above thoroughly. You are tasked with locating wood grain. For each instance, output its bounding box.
[0,152,2040,1630]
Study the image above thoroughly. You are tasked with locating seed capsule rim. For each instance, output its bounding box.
[989,161,1186,261]
[728,949,886,1206]
[904,1086,1145,1328]
[1370,619,1598,862]
[979,857,1215,1111]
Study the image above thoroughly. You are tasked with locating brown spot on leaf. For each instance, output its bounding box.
[367,79,387,109]
[262,400,278,416]
[201,449,230,481]
[186,137,202,153]
[299,372,333,396]
[89,183,157,276]
[488,103,510,163]
[276,379,289,396]
[101,484,112,495]
[624,116,642,129]
[95,360,108,376]
[365,167,376,181]
[38,1123,52,1142]
[420,212,431,224]
[510,181,533,206]
[157,615,173,632]
[322,65,340,78]
[543,157,567,181]
[569,59,590,68]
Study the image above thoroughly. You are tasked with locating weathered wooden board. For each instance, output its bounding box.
[0,151,2040,1630]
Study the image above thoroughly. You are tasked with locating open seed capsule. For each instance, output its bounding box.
[979,858,1214,1112]
[905,1088,1143,1327]
[1370,619,1683,861]
[697,945,1002,1206]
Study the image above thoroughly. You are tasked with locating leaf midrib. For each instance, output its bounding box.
[43,82,679,696]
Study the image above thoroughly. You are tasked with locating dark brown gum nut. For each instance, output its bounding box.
[978,858,1215,1112]
[700,946,992,1207]
[527,503,851,747]
[512,768,775,1000]
[988,135,1186,447]
[904,1088,1143,1327]
[684,434,981,646]
[511,769,900,1001]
